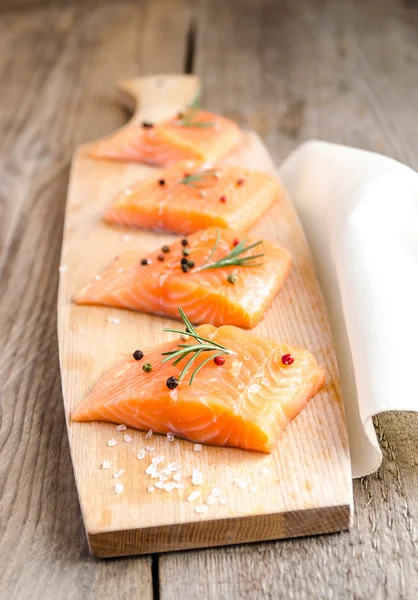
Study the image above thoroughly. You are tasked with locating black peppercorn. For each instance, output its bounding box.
[181,239,189,247]
[182,248,190,256]
[142,121,154,128]
[166,376,179,390]
[181,263,190,273]
[133,350,144,361]
[181,257,188,265]
[141,259,149,266]
[158,179,165,186]
[187,260,195,268]
[157,254,165,262]
[161,245,170,253]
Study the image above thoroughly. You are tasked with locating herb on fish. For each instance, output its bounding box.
[195,229,264,272]
[179,169,218,188]
[174,91,215,128]
[161,308,235,385]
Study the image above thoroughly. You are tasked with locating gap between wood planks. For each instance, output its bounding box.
[151,13,198,597]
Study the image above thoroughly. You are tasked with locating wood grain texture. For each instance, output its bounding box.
[1,0,418,597]
[0,0,192,598]
[58,75,351,557]
[159,0,418,598]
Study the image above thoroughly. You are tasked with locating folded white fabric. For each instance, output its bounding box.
[279,141,418,478]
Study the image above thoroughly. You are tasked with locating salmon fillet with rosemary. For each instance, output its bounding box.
[74,227,292,328]
[72,322,325,453]
[104,161,282,234]
[89,110,241,166]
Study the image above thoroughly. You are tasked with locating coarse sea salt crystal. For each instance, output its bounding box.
[145,429,153,440]
[187,491,201,502]
[154,481,164,489]
[146,446,155,452]
[168,462,181,472]
[164,482,176,492]
[102,461,111,469]
[175,483,184,489]
[146,463,157,475]
[148,485,155,493]
[152,455,165,465]
[137,449,146,460]
[58,265,68,272]
[167,432,175,442]
[124,434,133,443]
[151,471,161,479]
[108,317,120,325]
[113,469,125,478]
[193,444,202,452]
[116,424,127,431]
[107,438,117,447]
[238,480,249,489]
[195,505,208,514]
[212,488,222,497]
[114,482,124,494]
[206,494,216,506]
[173,473,182,482]
[159,474,168,482]
[192,469,203,485]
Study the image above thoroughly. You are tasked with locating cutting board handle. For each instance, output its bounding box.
[116,74,200,127]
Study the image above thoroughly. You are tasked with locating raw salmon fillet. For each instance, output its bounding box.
[74,227,292,328]
[72,324,325,453]
[104,161,282,234]
[89,111,241,166]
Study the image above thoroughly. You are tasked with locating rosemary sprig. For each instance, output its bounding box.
[161,308,234,385]
[195,230,264,272]
[174,89,215,128]
[179,169,218,188]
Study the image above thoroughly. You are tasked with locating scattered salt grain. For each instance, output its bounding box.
[230,360,242,377]
[124,434,133,443]
[206,494,216,506]
[163,467,171,476]
[164,482,176,492]
[124,188,133,196]
[102,461,111,469]
[58,265,68,272]
[114,482,124,494]
[108,317,120,325]
[146,463,158,475]
[167,432,175,442]
[173,473,182,482]
[212,488,222,497]
[195,505,208,514]
[107,438,117,447]
[137,449,146,460]
[152,455,165,465]
[113,469,125,478]
[187,491,201,502]
[168,462,181,472]
[192,469,203,486]
[250,485,258,493]
[261,468,270,475]
[121,234,131,242]
[151,471,162,479]
[95,274,102,280]
[193,444,202,452]
[180,333,189,342]
[146,446,155,452]
[238,480,249,489]
[116,424,127,431]
[154,481,164,489]
[175,483,184,489]
[145,429,153,440]
[148,485,155,493]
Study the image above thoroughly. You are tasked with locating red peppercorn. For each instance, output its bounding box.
[281,354,294,365]
[157,254,165,262]
[232,238,240,247]
[214,356,226,366]
[219,195,227,203]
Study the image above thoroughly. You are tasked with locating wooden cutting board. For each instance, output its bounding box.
[58,74,353,558]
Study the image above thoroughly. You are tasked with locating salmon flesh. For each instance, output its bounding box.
[74,227,292,328]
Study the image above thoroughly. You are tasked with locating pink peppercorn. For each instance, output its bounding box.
[281,354,294,365]
[219,195,227,203]
[214,356,226,366]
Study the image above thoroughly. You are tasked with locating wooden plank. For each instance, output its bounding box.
[158,0,418,598]
[0,1,192,598]
[58,74,351,557]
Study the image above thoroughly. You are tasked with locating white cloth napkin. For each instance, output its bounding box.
[278,141,418,478]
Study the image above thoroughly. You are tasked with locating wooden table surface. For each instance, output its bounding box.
[0,0,417,598]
